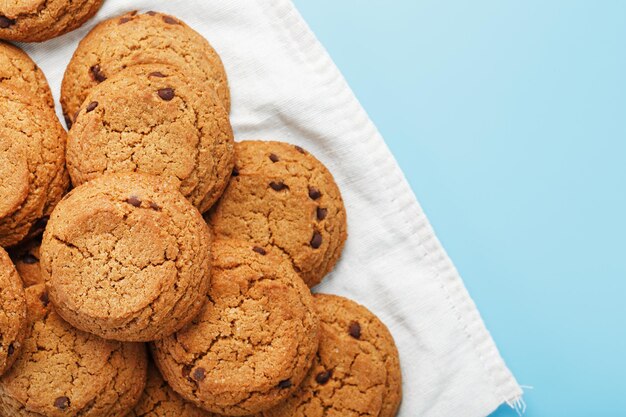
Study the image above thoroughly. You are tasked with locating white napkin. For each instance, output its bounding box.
[20,1,523,416]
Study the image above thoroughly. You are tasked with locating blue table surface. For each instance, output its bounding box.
[292,1,626,416]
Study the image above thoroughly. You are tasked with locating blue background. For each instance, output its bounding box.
[292,1,626,416]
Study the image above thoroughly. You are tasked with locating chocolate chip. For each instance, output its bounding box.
[129,10,138,16]
[149,202,161,211]
[315,369,333,385]
[21,253,39,264]
[158,88,175,101]
[40,292,49,307]
[192,367,206,381]
[146,11,157,16]
[126,196,142,207]
[308,187,322,200]
[119,17,132,24]
[7,344,14,356]
[316,207,328,221]
[269,153,279,163]
[349,322,361,339]
[278,379,292,389]
[0,16,16,29]
[294,145,306,154]
[310,231,323,249]
[232,167,239,177]
[86,101,98,113]
[89,64,107,83]
[163,16,179,25]
[269,181,288,191]
[149,72,167,78]
[64,113,73,130]
[253,246,267,255]
[54,396,70,410]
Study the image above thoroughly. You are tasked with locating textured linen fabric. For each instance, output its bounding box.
[21,1,523,416]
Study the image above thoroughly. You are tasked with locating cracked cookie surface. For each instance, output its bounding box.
[61,10,230,126]
[67,64,234,213]
[0,0,103,42]
[40,173,213,342]
[208,141,348,287]
[0,41,53,107]
[0,85,69,248]
[129,363,216,417]
[152,239,320,416]
[0,284,148,417]
[262,294,402,417]
[0,248,27,377]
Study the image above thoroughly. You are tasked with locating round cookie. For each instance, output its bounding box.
[0,85,69,248]
[0,0,103,43]
[208,141,348,287]
[67,64,234,213]
[0,284,148,417]
[152,239,320,416]
[40,173,213,342]
[262,294,403,417]
[0,248,27,377]
[61,10,230,127]
[129,364,216,417]
[10,238,43,287]
[0,41,54,107]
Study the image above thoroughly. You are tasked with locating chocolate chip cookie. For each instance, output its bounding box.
[0,0,103,43]
[0,284,148,417]
[0,248,27,377]
[208,141,348,287]
[61,10,230,127]
[40,173,213,342]
[0,41,53,107]
[262,294,402,417]
[152,239,320,416]
[129,363,216,417]
[0,86,69,248]
[67,64,234,213]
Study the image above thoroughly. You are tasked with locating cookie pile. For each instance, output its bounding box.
[0,9,402,417]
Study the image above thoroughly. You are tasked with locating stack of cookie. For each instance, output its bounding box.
[0,9,402,417]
